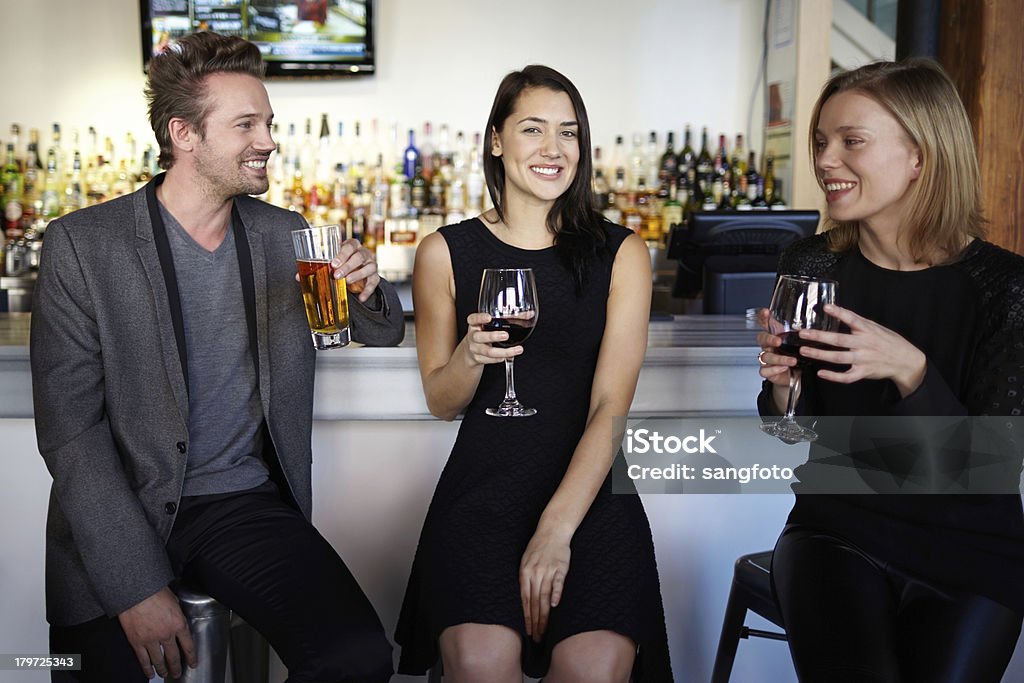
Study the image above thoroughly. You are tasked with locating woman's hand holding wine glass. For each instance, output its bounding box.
[478,268,539,417]
[464,312,525,366]
[792,303,928,398]
[759,275,839,443]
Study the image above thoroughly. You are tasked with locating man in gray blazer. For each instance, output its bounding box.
[31,32,401,682]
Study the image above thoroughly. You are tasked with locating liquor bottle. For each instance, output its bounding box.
[714,134,730,180]
[466,132,485,215]
[645,130,660,190]
[734,174,752,211]
[2,144,25,237]
[50,123,64,185]
[299,118,316,192]
[745,151,759,202]
[733,134,747,175]
[436,124,453,181]
[366,161,387,247]
[402,129,420,183]
[420,122,435,181]
[635,177,660,242]
[610,135,627,191]
[316,113,330,174]
[136,146,155,191]
[727,154,742,208]
[445,172,466,224]
[685,166,702,216]
[676,125,696,181]
[763,153,777,205]
[124,132,140,181]
[711,134,729,208]
[420,171,446,240]
[716,173,733,210]
[8,125,23,170]
[770,178,788,210]
[22,133,43,219]
[283,122,298,172]
[288,159,306,216]
[111,159,133,199]
[61,151,85,216]
[700,179,719,212]
[600,167,623,225]
[661,179,684,241]
[592,146,610,211]
[40,148,62,220]
[628,133,645,190]
[350,121,366,182]
[86,126,99,171]
[751,176,769,210]
[657,131,677,200]
[331,120,348,175]
[63,127,81,184]
[620,188,642,234]
[410,157,428,217]
[327,165,350,229]
[26,130,44,170]
[695,127,713,197]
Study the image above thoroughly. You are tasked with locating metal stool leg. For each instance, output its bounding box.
[168,584,231,683]
[229,613,269,683]
[711,582,748,683]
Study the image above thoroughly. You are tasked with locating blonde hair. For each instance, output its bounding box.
[809,58,985,263]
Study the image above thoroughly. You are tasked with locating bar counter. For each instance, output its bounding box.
[0,313,764,419]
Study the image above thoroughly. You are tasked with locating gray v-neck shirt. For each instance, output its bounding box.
[160,203,268,496]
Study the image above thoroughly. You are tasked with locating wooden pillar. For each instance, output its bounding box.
[938,0,1024,254]
[790,0,832,214]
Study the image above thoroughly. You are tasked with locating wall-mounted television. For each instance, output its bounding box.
[139,1,375,78]
[666,210,821,314]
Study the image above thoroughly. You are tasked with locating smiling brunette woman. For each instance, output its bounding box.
[394,65,672,682]
[756,59,1024,682]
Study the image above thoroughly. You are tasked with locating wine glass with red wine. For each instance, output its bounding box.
[760,274,839,443]
[479,268,539,417]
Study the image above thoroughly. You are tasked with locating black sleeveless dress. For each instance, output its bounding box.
[395,218,673,680]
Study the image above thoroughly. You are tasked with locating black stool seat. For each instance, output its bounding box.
[711,551,787,683]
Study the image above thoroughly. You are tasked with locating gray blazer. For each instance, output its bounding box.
[30,178,404,626]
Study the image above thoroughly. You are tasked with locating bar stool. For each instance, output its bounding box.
[710,551,788,683]
[167,583,270,683]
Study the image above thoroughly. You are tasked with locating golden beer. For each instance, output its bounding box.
[297,258,350,347]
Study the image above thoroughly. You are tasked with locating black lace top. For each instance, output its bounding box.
[758,234,1024,612]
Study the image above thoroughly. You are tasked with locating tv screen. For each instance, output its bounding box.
[139,0,375,77]
[667,210,820,314]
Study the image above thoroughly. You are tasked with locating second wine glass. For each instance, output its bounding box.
[760,274,839,443]
[478,268,539,417]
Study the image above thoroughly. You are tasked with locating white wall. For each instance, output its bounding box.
[0,0,768,166]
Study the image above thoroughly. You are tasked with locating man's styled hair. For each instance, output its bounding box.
[811,58,985,263]
[144,32,266,170]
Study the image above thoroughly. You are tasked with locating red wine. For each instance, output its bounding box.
[776,331,848,371]
[482,317,536,348]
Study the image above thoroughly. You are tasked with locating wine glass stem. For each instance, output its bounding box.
[783,367,802,420]
[503,358,518,402]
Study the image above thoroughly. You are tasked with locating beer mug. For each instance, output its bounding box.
[291,224,351,350]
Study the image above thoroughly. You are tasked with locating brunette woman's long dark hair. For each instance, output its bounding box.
[483,65,608,294]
